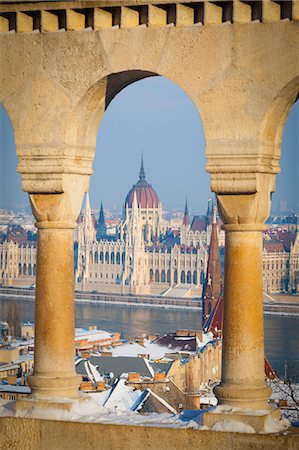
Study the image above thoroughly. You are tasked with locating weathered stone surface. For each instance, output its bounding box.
[0,417,298,450]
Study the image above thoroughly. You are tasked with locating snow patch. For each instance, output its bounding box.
[211,419,255,433]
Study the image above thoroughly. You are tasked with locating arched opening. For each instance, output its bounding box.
[100,251,104,263]
[161,270,166,283]
[187,271,191,284]
[105,252,109,264]
[111,252,115,264]
[116,252,120,265]
[174,269,178,284]
[167,270,171,284]
[155,269,160,283]
[181,271,185,284]
[95,251,98,263]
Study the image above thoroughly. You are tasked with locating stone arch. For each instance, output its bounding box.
[76,70,205,170]
[260,76,299,164]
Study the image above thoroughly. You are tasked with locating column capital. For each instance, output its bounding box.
[29,175,87,229]
[216,174,275,232]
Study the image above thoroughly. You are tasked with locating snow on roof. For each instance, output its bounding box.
[111,341,169,360]
[0,385,31,394]
[75,328,113,343]
[104,377,142,412]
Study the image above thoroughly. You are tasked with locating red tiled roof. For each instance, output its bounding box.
[263,240,285,253]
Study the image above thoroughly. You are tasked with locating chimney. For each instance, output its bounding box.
[127,372,140,383]
[154,372,166,382]
[177,329,189,337]
[97,381,106,391]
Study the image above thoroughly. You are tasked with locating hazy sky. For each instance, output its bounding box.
[0,77,298,215]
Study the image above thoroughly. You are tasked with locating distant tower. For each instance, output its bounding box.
[182,199,190,228]
[206,198,214,226]
[97,202,107,240]
[202,205,222,323]
[83,192,96,244]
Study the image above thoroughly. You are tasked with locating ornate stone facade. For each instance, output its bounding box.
[75,161,208,295]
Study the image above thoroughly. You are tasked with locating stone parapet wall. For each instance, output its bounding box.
[0,417,298,450]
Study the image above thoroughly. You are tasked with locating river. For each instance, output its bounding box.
[0,298,298,380]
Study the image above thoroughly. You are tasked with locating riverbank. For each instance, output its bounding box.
[1,287,299,315]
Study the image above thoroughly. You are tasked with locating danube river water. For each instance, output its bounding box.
[0,298,298,380]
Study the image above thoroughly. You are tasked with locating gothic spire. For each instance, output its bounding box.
[139,154,146,182]
[98,201,105,224]
[182,198,190,227]
[202,205,222,322]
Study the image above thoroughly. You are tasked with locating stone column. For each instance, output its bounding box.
[215,226,271,409]
[213,192,272,410]
[26,188,85,401]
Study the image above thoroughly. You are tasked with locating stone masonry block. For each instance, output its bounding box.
[176,4,194,26]
[66,10,85,31]
[121,7,139,29]
[41,11,59,32]
[148,5,167,26]
[94,8,112,29]
[16,12,33,33]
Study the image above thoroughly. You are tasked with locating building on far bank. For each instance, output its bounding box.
[75,158,208,296]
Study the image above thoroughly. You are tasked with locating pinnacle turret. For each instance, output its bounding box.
[139,154,146,182]
[182,198,190,227]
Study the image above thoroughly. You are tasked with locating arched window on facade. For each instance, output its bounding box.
[33,264,36,276]
[111,252,115,264]
[23,264,27,275]
[122,252,125,264]
[100,251,104,263]
[187,271,191,284]
[28,264,32,276]
[89,251,93,263]
[161,270,165,283]
[167,270,171,283]
[155,269,160,282]
[105,251,109,263]
[174,269,178,284]
[149,269,153,282]
[116,252,120,264]
[181,271,185,284]
[193,271,197,285]
[95,251,98,263]
[18,263,22,275]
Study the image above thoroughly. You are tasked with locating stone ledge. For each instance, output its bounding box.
[0,416,299,450]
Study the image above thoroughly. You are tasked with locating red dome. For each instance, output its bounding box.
[125,158,159,209]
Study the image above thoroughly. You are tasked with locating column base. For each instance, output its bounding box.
[214,383,272,410]
[27,373,81,399]
[203,406,289,433]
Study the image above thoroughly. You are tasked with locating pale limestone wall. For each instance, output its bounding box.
[1,416,298,450]
[0,5,298,200]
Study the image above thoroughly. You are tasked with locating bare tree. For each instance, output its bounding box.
[270,363,299,425]
[6,301,21,338]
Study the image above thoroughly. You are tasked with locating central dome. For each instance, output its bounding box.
[125,158,159,209]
